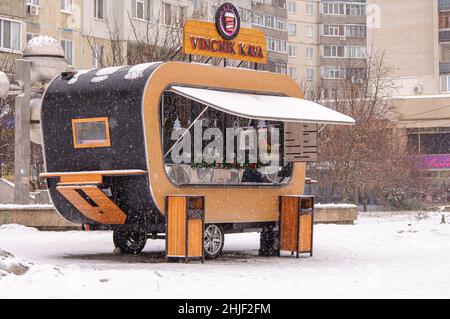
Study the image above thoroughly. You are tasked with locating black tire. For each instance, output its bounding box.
[113,228,147,254]
[203,224,225,259]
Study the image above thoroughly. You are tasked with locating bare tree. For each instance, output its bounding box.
[308,52,424,211]
[86,2,246,68]
[0,55,16,179]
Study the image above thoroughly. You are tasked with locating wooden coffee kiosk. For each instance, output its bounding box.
[40,3,354,260]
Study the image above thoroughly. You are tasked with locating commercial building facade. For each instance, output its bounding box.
[368,0,450,204]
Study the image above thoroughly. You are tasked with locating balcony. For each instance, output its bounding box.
[439,0,450,11]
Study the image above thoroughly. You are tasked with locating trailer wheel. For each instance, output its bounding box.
[113,228,147,255]
[204,224,224,259]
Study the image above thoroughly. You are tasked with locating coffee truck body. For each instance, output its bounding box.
[40,61,354,257]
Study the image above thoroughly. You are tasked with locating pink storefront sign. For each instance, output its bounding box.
[419,155,450,170]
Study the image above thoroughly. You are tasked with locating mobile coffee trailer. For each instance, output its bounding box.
[40,61,354,259]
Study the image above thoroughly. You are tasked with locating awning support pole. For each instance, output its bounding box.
[164,106,210,159]
[223,58,227,67]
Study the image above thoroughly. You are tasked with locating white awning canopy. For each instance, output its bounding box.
[170,86,355,125]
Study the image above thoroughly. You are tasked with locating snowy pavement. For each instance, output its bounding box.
[1,212,450,299]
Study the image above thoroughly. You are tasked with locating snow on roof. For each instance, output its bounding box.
[90,66,124,83]
[68,69,93,85]
[124,63,157,81]
[95,66,124,77]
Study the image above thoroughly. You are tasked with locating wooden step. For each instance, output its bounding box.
[57,185,127,225]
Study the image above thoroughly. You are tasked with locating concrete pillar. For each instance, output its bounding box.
[14,59,32,204]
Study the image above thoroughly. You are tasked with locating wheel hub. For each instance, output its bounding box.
[204,225,223,255]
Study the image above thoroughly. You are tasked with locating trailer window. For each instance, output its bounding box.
[161,91,293,186]
[72,117,111,148]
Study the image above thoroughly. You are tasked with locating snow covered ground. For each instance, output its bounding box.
[1,212,450,299]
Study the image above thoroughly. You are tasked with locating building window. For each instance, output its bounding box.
[60,0,73,12]
[323,2,345,15]
[178,6,188,24]
[347,68,366,81]
[253,13,285,31]
[264,15,274,28]
[132,0,152,21]
[323,45,345,58]
[274,62,287,74]
[289,67,297,79]
[26,0,40,5]
[94,0,105,19]
[306,25,313,38]
[347,45,366,58]
[253,12,263,26]
[440,12,450,29]
[61,39,73,66]
[240,9,252,23]
[306,68,314,81]
[163,3,172,25]
[323,66,344,79]
[323,24,344,37]
[266,37,287,53]
[26,33,39,43]
[441,75,450,92]
[408,132,450,155]
[92,45,104,68]
[288,23,297,35]
[0,19,22,52]
[306,3,313,16]
[306,47,314,58]
[324,88,338,99]
[275,18,286,31]
[72,117,111,149]
[346,25,366,37]
[288,45,296,57]
[288,2,296,13]
[346,3,365,16]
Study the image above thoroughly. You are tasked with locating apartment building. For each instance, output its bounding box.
[0,1,85,68]
[286,0,319,96]
[287,0,367,98]
[367,0,450,204]
[0,1,26,63]
[249,0,288,73]
[1,1,291,73]
[82,0,193,69]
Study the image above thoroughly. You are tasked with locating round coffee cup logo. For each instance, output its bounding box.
[215,3,241,40]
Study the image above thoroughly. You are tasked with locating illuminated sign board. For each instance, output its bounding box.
[183,3,267,64]
[419,155,450,170]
